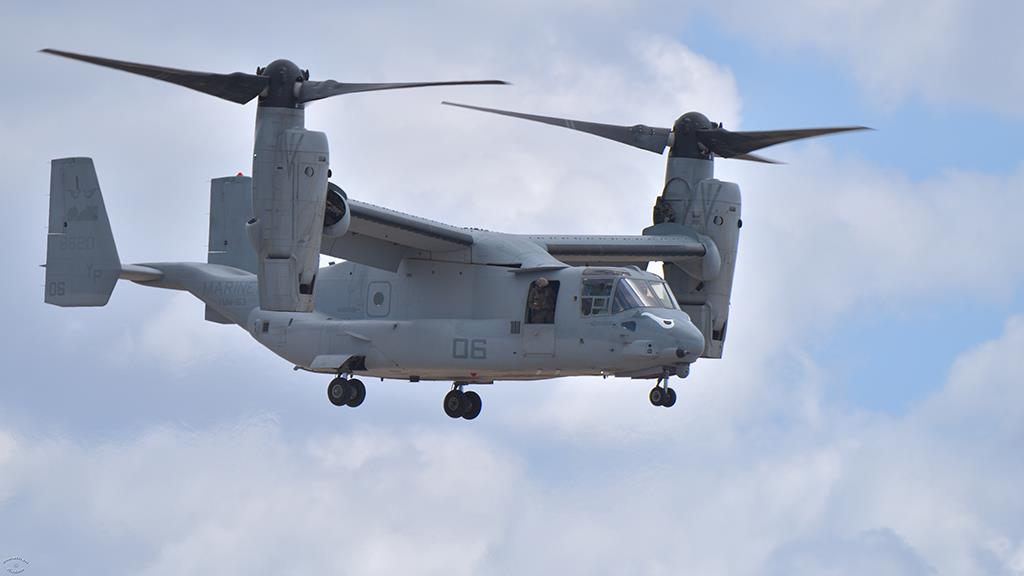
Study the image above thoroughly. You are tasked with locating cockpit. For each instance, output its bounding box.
[580,275,679,316]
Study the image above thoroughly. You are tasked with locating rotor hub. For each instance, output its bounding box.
[258,59,305,109]
[669,112,714,160]
[673,111,713,133]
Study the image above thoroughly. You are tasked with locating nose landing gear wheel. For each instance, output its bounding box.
[663,387,677,408]
[649,383,677,408]
[649,386,665,407]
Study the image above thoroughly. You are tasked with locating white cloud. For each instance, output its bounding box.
[93,292,258,370]
[138,294,253,368]
[718,149,1024,344]
[634,36,742,128]
[763,528,935,575]
[0,431,15,503]
[0,422,527,575]
[2,316,1023,575]
[0,431,14,466]
[703,0,1024,115]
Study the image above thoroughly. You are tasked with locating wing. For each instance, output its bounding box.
[321,199,474,270]
[527,233,707,266]
[347,199,474,248]
[321,201,706,272]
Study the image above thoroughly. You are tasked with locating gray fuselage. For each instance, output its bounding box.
[230,259,704,383]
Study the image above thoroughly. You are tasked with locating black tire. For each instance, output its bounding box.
[444,390,465,418]
[462,391,482,420]
[328,378,349,407]
[346,378,366,408]
[663,387,677,408]
[649,387,664,407]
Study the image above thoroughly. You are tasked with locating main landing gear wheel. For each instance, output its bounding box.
[328,377,349,407]
[462,391,482,420]
[444,389,465,418]
[328,377,365,408]
[346,378,366,408]
[444,386,483,420]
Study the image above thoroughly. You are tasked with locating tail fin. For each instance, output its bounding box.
[45,157,121,307]
[206,175,258,323]
[207,176,257,273]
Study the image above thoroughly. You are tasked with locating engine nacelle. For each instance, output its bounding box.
[655,157,741,359]
[323,182,350,238]
[251,107,329,312]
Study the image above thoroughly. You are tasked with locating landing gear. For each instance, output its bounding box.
[443,389,464,417]
[462,391,482,420]
[649,386,665,406]
[327,376,365,408]
[649,375,677,408]
[663,387,677,407]
[328,377,348,406]
[444,384,483,420]
[346,379,366,407]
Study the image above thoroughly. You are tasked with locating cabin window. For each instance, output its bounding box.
[580,278,614,316]
[525,279,560,324]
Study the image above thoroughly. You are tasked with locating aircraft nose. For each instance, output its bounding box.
[674,315,705,360]
[639,309,705,361]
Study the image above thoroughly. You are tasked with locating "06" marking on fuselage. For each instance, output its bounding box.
[452,338,487,360]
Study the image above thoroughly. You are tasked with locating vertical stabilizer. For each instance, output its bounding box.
[208,176,258,273]
[206,175,258,323]
[45,157,121,306]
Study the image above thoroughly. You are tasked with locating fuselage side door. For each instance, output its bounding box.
[523,280,559,356]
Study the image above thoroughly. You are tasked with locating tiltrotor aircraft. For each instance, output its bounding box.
[42,49,866,419]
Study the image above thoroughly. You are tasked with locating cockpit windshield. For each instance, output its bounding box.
[611,278,678,313]
[581,276,679,316]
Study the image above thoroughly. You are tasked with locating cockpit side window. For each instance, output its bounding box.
[580,278,614,316]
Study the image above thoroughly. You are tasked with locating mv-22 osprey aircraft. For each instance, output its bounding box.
[42,49,866,420]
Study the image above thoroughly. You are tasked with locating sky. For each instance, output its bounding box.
[1,1,1023,574]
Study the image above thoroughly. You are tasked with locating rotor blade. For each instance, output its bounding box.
[697,126,870,158]
[299,79,508,103]
[728,152,783,164]
[442,101,672,154]
[40,49,269,104]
